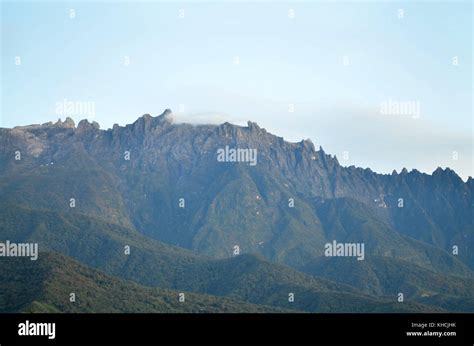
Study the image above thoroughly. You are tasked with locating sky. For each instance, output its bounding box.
[1,0,472,179]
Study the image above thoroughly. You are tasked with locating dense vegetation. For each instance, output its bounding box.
[0,252,287,313]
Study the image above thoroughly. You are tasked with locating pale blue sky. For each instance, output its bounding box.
[1,0,472,179]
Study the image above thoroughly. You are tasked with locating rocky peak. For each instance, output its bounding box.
[134,110,173,128]
[216,122,236,137]
[142,113,153,122]
[433,167,445,175]
[77,119,100,132]
[54,117,76,129]
[300,138,315,152]
[247,121,261,132]
[152,109,173,124]
[432,167,462,183]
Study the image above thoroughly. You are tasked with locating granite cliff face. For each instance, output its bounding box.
[1,110,473,311]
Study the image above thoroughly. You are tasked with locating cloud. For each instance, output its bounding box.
[166,111,248,126]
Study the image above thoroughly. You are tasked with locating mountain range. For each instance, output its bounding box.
[0,109,472,312]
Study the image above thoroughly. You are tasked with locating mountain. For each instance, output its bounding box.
[0,252,286,313]
[0,110,472,312]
